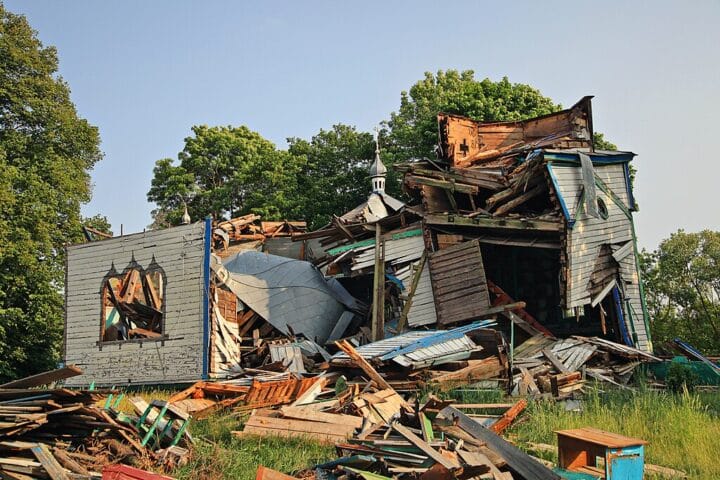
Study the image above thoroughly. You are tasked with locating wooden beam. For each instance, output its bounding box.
[371,224,385,341]
[493,184,546,216]
[0,365,83,389]
[405,175,478,194]
[392,421,460,470]
[541,348,571,374]
[425,213,562,232]
[335,340,392,391]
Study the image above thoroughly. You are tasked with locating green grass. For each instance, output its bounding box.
[509,387,720,480]
[119,386,720,479]
[173,413,334,479]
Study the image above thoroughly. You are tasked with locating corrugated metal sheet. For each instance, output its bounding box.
[216,251,356,344]
[331,320,496,362]
[392,336,479,368]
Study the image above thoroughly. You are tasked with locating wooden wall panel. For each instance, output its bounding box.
[429,240,490,326]
[64,222,207,386]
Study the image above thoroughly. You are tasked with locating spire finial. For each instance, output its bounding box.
[369,126,386,193]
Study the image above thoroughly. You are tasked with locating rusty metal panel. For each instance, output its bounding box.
[428,240,491,326]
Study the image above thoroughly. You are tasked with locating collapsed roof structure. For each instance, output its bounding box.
[299,96,651,353]
[62,96,651,388]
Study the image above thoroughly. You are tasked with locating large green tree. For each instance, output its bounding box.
[0,5,102,380]
[288,125,374,230]
[641,230,720,354]
[148,125,304,227]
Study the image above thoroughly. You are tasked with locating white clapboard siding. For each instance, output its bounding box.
[551,163,649,351]
[352,235,424,271]
[396,260,438,327]
[64,222,207,386]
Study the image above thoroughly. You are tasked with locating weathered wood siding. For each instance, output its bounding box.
[64,222,208,386]
[429,240,490,326]
[550,163,649,351]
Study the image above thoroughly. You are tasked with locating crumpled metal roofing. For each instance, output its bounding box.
[212,251,358,344]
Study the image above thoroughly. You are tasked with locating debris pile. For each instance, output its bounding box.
[243,341,557,480]
[0,366,189,479]
[511,335,661,397]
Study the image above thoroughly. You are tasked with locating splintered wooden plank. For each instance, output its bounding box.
[440,406,560,480]
[334,340,392,391]
[31,443,70,480]
[489,399,527,434]
[0,366,83,389]
[392,421,460,470]
[236,415,355,444]
[280,406,363,429]
[429,240,490,326]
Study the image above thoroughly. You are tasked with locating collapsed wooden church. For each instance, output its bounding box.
[63,97,651,386]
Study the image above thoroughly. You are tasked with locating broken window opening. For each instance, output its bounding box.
[100,260,166,343]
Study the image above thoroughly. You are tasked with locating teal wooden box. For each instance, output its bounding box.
[555,427,647,480]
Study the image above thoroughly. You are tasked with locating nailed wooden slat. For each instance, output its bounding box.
[429,240,490,326]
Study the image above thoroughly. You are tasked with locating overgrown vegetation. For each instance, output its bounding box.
[108,386,720,480]
[511,388,720,480]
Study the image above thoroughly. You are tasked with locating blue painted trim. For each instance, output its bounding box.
[201,217,212,380]
[623,163,636,211]
[613,287,633,347]
[546,164,575,228]
[544,151,635,164]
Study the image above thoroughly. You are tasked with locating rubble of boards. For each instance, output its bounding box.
[153,323,660,480]
[0,366,188,479]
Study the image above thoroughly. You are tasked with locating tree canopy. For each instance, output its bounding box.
[147,125,304,227]
[641,230,720,354]
[0,5,102,380]
[288,125,374,230]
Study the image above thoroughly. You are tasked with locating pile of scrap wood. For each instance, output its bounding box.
[511,335,661,397]
[246,343,555,480]
[212,214,307,256]
[0,366,189,479]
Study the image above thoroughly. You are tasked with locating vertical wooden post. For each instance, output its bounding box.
[371,224,385,341]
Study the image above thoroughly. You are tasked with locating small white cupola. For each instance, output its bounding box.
[369,130,387,193]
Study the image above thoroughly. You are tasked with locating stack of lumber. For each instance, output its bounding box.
[511,335,661,397]
[0,366,185,479]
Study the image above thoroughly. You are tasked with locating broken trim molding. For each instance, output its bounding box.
[202,216,212,380]
[327,228,423,256]
[546,164,573,227]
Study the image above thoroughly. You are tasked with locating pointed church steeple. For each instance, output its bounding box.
[369,128,386,193]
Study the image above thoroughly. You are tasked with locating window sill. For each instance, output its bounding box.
[97,335,172,349]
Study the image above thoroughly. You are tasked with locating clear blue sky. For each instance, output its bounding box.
[6,0,719,249]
